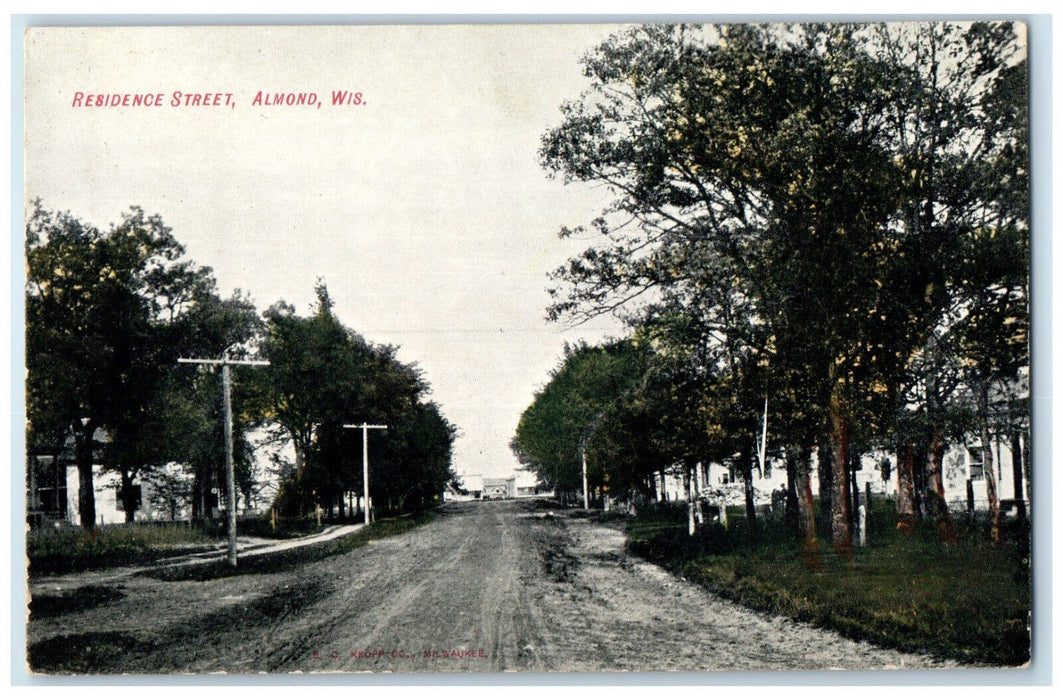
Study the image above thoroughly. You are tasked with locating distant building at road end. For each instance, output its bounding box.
[482,478,515,500]
[445,472,551,502]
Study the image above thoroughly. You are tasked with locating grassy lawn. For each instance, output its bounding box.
[626,501,1031,667]
[147,511,435,581]
[26,512,429,576]
[27,523,217,576]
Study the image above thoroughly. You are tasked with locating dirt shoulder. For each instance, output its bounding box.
[26,500,952,675]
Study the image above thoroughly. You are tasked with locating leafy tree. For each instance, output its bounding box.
[373,402,458,514]
[512,340,651,504]
[176,290,265,518]
[865,24,1028,537]
[541,24,905,553]
[25,203,235,526]
[539,22,1028,553]
[258,283,452,519]
[258,286,377,479]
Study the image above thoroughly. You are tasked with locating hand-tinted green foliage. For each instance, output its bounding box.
[258,285,456,518]
[25,203,262,526]
[26,204,454,528]
[628,502,1031,666]
[512,340,652,501]
[537,22,1028,536]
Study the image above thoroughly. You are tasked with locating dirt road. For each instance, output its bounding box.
[27,500,952,674]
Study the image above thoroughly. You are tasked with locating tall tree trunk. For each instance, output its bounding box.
[119,469,138,524]
[739,441,757,535]
[896,443,918,534]
[199,473,208,521]
[693,462,704,525]
[52,447,64,519]
[829,386,853,557]
[913,447,926,519]
[1010,431,1026,519]
[980,404,1001,544]
[294,441,307,478]
[1022,427,1032,516]
[849,448,862,535]
[794,446,821,570]
[685,464,695,536]
[784,448,799,533]
[925,428,956,544]
[817,442,832,519]
[75,420,97,530]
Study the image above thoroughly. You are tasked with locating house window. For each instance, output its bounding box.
[967,447,985,481]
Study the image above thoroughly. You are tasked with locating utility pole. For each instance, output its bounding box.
[757,396,769,477]
[178,354,269,567]
[343,423,388,525]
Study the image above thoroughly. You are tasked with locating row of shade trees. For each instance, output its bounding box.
[26,202,456,529]
[513,22,1029,553]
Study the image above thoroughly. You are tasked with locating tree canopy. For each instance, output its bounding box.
[531,21,1028,547]
[257,283,455,518]
[26,206,456,527]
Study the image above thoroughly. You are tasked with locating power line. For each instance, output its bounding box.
[355,327,622,334]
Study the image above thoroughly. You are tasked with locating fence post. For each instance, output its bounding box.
[857,503,867,547]
[865,482,872,542]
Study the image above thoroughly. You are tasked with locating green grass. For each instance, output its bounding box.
[28,508,439,578]
[147,511,436,581]
[627,501,1031,667]
[224,514,326,540]
[27,523,216,576]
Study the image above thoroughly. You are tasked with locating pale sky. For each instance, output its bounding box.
[23,24,631,479]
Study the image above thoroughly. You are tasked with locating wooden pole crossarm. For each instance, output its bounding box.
[178,358,271,366]
[177,355,269,567]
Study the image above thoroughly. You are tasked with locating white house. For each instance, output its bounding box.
[649,433,1028,519]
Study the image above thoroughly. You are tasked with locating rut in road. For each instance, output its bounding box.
[267,501,554,672]
[27,500,954,674]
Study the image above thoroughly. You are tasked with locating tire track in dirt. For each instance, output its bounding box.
[27,500,955,675]
[537,516,957,671]
[477,506,549,672]
[276,510,483,671]
[281,501,553,673]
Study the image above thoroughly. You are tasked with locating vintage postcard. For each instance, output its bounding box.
[20,20,1034,677]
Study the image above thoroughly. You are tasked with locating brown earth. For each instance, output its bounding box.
[26,499,954,675]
